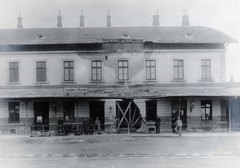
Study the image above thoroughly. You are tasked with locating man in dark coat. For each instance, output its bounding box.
[58,117,64,135]
[155,115,161,134]
[82,118,89,135]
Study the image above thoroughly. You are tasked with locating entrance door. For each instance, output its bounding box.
[172,100,187,129]
[34,102,49,131]
[63,101,75,123]
[89,101,105,129]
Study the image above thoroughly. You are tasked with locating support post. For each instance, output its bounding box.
[25,101,28,135]
[76,98,79,131]
[228,99,232,134]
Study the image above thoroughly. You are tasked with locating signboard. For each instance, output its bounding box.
[64,88,88,93]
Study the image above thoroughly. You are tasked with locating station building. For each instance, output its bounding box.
[0,11,239,134]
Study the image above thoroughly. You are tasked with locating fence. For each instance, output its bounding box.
[1,122,240,135]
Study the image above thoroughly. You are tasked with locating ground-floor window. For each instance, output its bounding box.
[9,102,20,123]
[201,100,212,121]
[63,102,75,122]
[146,100,157,121]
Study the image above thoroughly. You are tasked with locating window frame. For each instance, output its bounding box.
[36,61,47,83]
[91,60,103,82]
[146,60,156,81]
[8,61,20,84]
[118,60,129,81]
[62,60,75,84]
[173,59,184,81]
[9,102,20,123]
[201,59,211,81]
[201,100,212,121]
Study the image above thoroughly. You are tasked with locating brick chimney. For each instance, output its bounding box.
[106,10,111,27]
[17,12,23,29]
[79,10,85,28]
[152,10,160,26]
[182,9,190,26]
[57,10,62,28]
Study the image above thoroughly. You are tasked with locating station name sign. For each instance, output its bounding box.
[64,88,88,93]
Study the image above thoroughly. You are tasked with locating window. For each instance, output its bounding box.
[63,61,74,82]
[91,60,102,81]
[36,61,46,82]
[201,100,212,121]
[173,60,184,80]
[201,59,211,80]
[118,60,128,80]
[9,62,19,82]
[146,101,157,121]
[9,102,20,123]
[146,60,156,80]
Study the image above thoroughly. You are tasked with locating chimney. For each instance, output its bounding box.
[80,10,85,28]
[182,9,190,26]
[17,12,23,29]
[106,10,111,27]
[152,10,160,26]
[57,10,62,28]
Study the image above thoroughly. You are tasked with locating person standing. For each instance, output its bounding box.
[175,117,183,136]
[82,118,89,135]
[95,117,101,135]
[58,117,64,135]
[155,115,161,134]
[89,117,94,135]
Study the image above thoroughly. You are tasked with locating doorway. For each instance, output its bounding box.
[33,102,49,131]
[172,100,187,129]
[116,100,142,131]
[89,101,105,129]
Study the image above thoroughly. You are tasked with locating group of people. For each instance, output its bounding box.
[155,115,182,136]
[58,115,183,136]
[57,117,101,135]
[82,117,101,135]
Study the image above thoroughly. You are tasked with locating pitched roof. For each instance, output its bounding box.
[0,26,236,45]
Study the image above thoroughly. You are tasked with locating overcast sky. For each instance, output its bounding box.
[0,0,239,81]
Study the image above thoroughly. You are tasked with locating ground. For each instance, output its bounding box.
[0,132,240,168]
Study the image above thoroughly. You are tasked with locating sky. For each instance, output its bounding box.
[0,0,239,81]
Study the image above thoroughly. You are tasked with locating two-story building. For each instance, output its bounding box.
[0,11,239,134]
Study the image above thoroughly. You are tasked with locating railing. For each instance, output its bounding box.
[1,122,240,135]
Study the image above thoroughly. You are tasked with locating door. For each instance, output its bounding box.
[63,101,75,123]
[34,102,49,131]
[172,100,187,129]
[89,101,105,129]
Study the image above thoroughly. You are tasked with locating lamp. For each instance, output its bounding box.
[190,100,195,112]
[52,102,57,114]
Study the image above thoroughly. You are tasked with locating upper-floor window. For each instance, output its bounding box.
[9,62,19,82]
[118,60,128,81]
[91,60,102,81]
[36,61,46,82]
[201,59,211,80]
[201,100,212,121]
[146,60,156,80]
[63,61,74,82]
[9,102,20,123]
[173,59,184,80]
